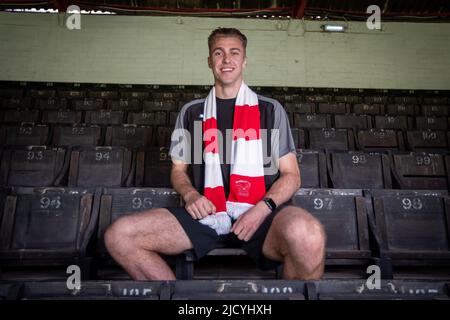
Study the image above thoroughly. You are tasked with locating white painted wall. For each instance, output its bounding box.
[1,12,449,89]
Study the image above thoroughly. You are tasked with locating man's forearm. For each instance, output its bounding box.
[170,168,198,202]
[264,172,301,207]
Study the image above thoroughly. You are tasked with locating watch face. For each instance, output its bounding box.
[264,198,276,210]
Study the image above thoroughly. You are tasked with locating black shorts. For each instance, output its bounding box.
[166,200,292,271]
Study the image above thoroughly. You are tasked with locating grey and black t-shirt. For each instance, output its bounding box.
[169,94,296,197]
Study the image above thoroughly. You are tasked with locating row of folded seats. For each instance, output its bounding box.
[2,278,450,300]
[1,88,448,114]
[1,124,449,152]
[0,145,448,190]
[0,186,449,281]
[0,107,449,129]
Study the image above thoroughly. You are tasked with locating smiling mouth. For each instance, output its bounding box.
[220,67,235,73]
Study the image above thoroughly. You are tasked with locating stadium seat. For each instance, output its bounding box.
[386,104,417,116]
[0,146,68,187]
[3,109,40,123]
[406,130,448,151]
[151,92,181,101]
[306,94,330,103]
[364,96,388,104]
[415,116,448,130]
[29,88,56,99]
[96,187,181,259]
[154,126,173,147]
[88,90,119,100]
[423,97,447,105]
[0,187,100,279]
[0,88,23,99]
[1,97,32,109]
[68,146,134,187]
[104,125,153,149]
[353,103,384,115]
[327,151,391,189]
[284,102,315,114]
[127,111,167,126]
[290,128,306,149]
[171,280,306,300]
[42,110,82,125]
[356,129,404,151]
[85,110,125,125]
[58,89,86,99]
[292,189,372,265]
[393,96,419,105]
[169,111,178,126]
[374,115,411,130]
[421,105,449,117]
[390,152,449,190]
[135,147,172,187]
[334,114,372,129]
[296,149,327,188]
[317,103,350,114]
[34,98,68,110]
[106,99,141,111]
[294,114,330,129]
[311,279,449,300]
[5,124,49,146]
[52,125,103,147]
[73,98,104,111]
[369,189,450,272]
[182,92,204,102]
[335,95,361,104]
[308,128,354,151]
[20,280,166,300]
[143,100,179,112]
[120,90,150,100]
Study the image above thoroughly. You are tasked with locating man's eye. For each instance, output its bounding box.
[214,52,222,56]
[232,52,239,55]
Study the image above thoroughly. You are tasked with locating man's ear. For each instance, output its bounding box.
[243,56,248,69]
[207,56,212,69]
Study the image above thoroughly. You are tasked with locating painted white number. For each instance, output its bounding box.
[95,152,111,161]
[72,127,85,135]
[352,155,367,164]
[27,151,44,160]
[314,198,323,210]
[422,131,436,140]
[132,197,153,210]
[159,152,168,161]
[124,127,135,135]
[416,156,431,166]
[19,127,33,135]
[100,110,111,118]
[313,198,333,210]
[401,198,423,210]
[40,196,61,209]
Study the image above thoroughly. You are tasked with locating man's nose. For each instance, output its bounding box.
[223,53,231,63]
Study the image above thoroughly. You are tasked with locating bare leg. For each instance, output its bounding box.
[104,208,193,280]
[262,206,326,280]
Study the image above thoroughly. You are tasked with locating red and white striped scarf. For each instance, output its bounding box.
[200,82,266,235]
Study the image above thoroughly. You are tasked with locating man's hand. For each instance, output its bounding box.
[231,201,271,241]
[184,190,216,220]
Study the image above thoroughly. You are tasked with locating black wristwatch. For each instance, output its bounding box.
[263,197,277,212]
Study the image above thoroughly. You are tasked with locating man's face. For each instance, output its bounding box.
[208,36,247,87]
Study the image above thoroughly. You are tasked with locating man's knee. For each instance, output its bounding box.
[278,207,326,254]
[104,208,163,253]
